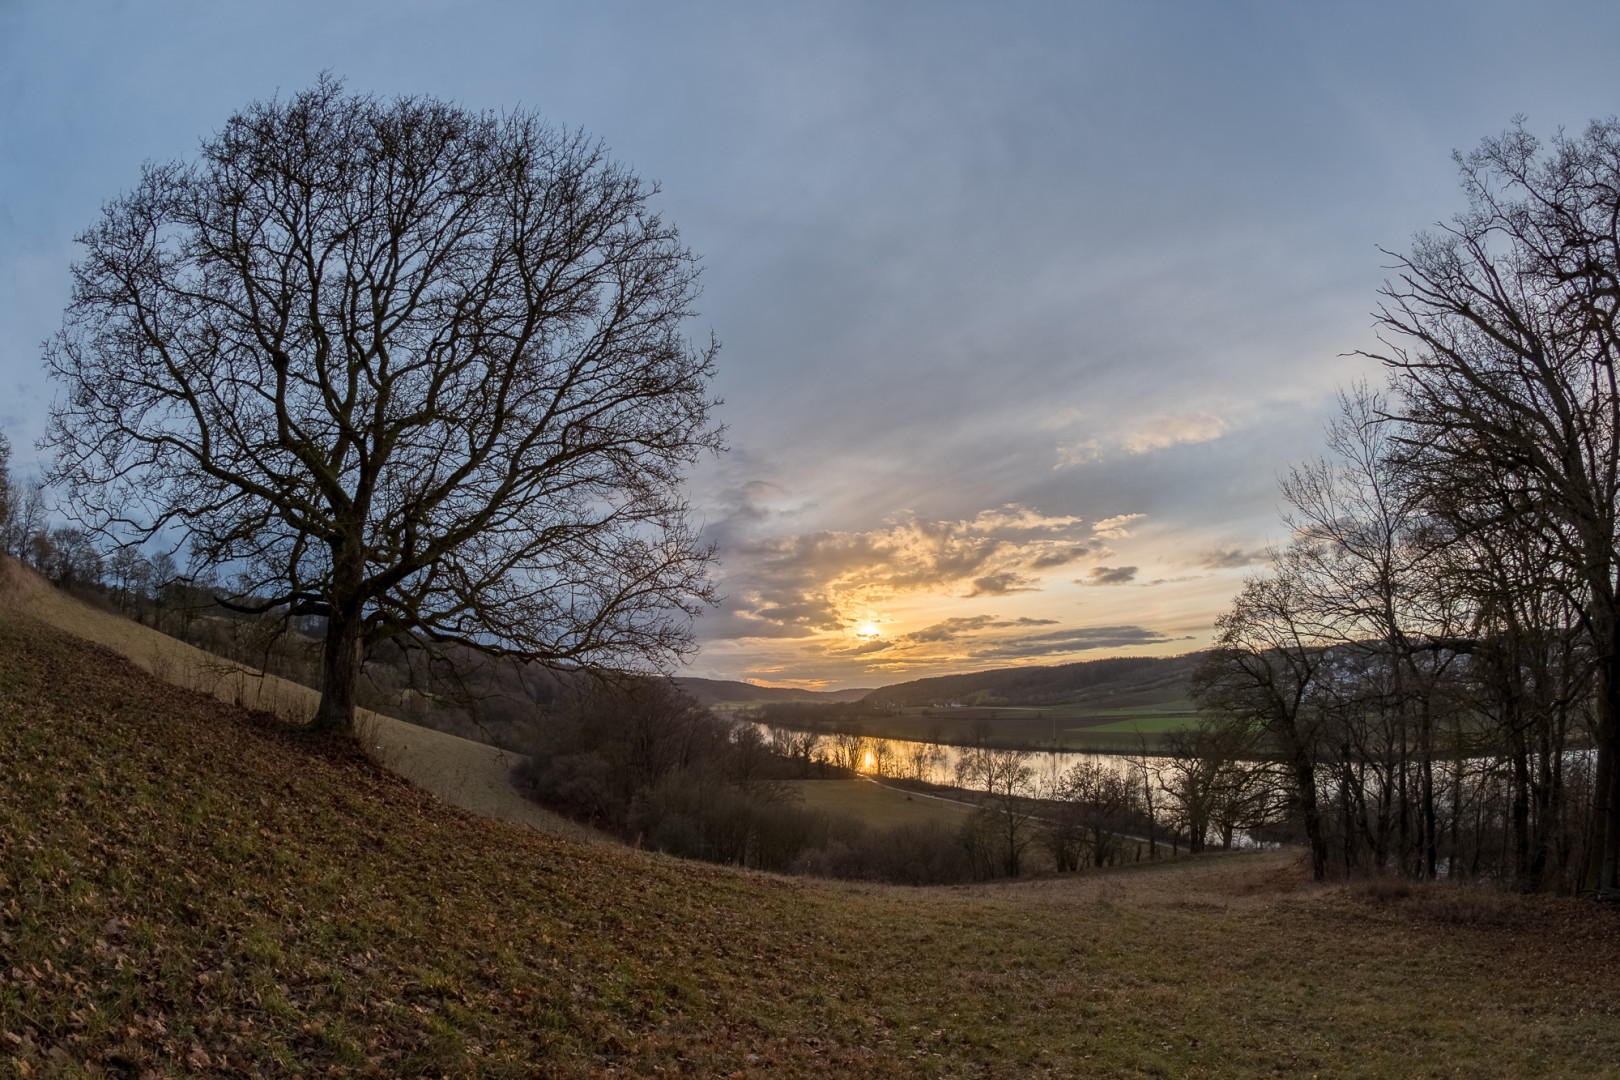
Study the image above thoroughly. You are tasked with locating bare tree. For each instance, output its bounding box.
[958,745,1037,876]
[0,430,10,546]
[1193,562,1335,879]
[869,738,896,777]
[44,78,721,734]
[904,738,946,783]
[41,527,103,589]
[767,726,824,778]
[1054,760,1137,867]
[830,729,870,772]
[1367,118,1620,894]
[1,465,47,565]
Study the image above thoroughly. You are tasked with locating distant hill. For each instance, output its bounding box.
[670,676,875,706]
[860,653,1203,708]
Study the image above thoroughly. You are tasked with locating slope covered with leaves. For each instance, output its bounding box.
[3,607,1619,1078]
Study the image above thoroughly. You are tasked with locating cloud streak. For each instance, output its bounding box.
[1082,565,1139,585]
[967,625,1176,659]
[1197,545,1270,569]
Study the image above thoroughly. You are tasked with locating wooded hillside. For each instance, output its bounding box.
[861,654,1201,708]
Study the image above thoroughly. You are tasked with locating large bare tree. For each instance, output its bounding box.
[44,78,722,734]
[1369,119,1620,894]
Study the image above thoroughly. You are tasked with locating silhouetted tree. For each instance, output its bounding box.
[44,77,721,735]
[1194,564,1334,878]
[1368,118,1620,894]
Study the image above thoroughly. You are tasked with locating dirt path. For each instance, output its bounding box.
[0,557,596,842]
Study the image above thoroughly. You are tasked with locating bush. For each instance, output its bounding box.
[521,752,620,828]
[792,822,978,886]
[628,769,861,871]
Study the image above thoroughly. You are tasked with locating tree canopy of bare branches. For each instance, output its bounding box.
[43,78,722,733]
[1197,120,1620,894]
[1369,118,1620,894]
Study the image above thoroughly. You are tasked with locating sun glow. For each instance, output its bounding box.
[854,622,882,638]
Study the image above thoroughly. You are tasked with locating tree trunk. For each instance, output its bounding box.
[312,603,364,735]
[1292,748,1328,882]
[1512,736,1531,886]
[1585,646,1620,896]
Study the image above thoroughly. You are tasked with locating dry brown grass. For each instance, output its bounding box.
[0,556,591,842]
[4,604,1620,1077]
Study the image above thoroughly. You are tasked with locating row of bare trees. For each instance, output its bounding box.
[1196,119,1620,895]
[0,433,83,583]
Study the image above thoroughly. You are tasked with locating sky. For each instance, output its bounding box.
[4,1,1620,689]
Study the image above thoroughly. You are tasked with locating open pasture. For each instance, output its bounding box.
[5,600,1620,1077]
[788,778,976,830]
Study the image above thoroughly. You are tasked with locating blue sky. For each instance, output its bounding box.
[4,1,1619,686]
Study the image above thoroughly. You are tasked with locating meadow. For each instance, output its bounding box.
[4,596,1619,1077]
[786,779,976,830]
[757,696,1200,754]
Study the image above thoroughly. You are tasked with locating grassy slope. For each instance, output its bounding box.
[0,557,593,844]
[4,610,1620,1078]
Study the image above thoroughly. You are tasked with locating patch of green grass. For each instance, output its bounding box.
[1073,715,1200,734]
[3,607,1619,1078]
[788,779,974,829]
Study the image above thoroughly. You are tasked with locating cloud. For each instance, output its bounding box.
[1025,542,1108,569]
[1091,513,1145,539]
[1039,406,1087,430]
[823,637,895,656]
[968,571,1038,596]
[899,614,1063,644]
[1053,413,1231,468]
[721,594,846,638]
[1055,439,1104,467]
[701,502,1111,640]
[1118,411,1228,454]
[1081,565,1138,585]
[967,625,1174,659]
[966,505,1085,533]
[903,615,999,643]
[1197,545,1269,569]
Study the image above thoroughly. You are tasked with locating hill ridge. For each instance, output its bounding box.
[860,653,1204,707]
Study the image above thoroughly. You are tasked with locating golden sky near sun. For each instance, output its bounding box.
[691,497,1270,690]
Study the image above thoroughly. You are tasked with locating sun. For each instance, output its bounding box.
[854,622,881,639]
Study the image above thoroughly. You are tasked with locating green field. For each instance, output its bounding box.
[788,779,975,829]
[770,695,1199,751]
[1074,715,1200,735]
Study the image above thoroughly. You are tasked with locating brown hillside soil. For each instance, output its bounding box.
[2,608,1619,1078]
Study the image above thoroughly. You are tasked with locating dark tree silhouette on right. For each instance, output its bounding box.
[1366,118,1620,896]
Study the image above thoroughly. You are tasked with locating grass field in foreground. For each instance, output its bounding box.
[787,779,975,830]
[4,607,1620,1078]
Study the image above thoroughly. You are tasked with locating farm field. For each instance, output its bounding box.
[761,699,1199,752]
[787,779,976,829]
[1075,715,1201,735]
